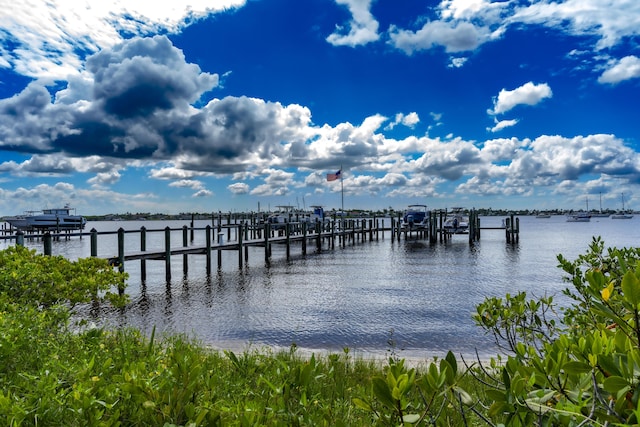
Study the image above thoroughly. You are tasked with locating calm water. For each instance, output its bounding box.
[3,215,639,360]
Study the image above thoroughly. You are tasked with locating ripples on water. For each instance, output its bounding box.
[4,215,640,360]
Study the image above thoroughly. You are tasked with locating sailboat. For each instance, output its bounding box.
[611,193,633,219]
[591,192,610,217]
[566,196,591,222]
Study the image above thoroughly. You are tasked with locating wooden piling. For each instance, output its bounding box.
[90,229,98,256]
[314,221,321,251]
[264,223,271,262]
[285,222,291,259]
[244,222,249,262]
[140,226,147,281]
[302,222,307,255]
[117,228,126,294]
[164,227,171,280]
[237,224,243,269]
[116,228,125,272]
[205,225,212,275]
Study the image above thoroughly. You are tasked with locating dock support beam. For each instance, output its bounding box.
[90,229,97,256]
[164,227,171,280]
[238,224,243,269]
[182,226,188,276]
[205,225,212,275]
[117,228,125,273]
[140,227,147,281]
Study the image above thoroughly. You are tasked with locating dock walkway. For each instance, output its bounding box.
[2,211,520,284]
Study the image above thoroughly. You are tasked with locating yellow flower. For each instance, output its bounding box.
[91,376,100,382]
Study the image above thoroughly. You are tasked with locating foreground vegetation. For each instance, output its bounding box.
[2,238,640,425]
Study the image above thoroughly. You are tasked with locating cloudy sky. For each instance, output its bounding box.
[1,0,639,215]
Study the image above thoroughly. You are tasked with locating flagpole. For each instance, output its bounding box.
[340,165,344,214]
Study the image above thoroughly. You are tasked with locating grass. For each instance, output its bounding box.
[0,246,490,426]
[0,303,491,426]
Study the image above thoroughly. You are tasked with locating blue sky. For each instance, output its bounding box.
[1,0,639,215]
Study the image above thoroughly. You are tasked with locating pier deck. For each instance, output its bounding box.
[2,210,520,282]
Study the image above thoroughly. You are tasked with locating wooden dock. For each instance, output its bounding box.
[2,210,520,283]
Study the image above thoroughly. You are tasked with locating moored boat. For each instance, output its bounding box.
[591,192,610,217]
[400,204,430,230]
[443,207,469,234]
[265,205,296,230]
[3,204,86,231]
[566,213,591,222]
[611,193,633,219]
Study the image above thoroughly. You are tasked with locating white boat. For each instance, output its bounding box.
[299,206,327,224]
[2,210,39,229]
[265,205,330,230]
[299,206,333,230]
[400,204,430,230]
[265,205,296,230]
[591,192,610,217]
[4,204,86,231]
[535,213,551,218]
[566,213,591,222]
[611,193,633,219]
[443,207,469,234]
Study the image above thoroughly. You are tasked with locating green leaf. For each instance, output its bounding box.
[621,270,640,307]
[372,377,395,408]
[352,397,374,412]
[402,413,420,423]
[445,351,457,376]
[563,361,592,375]
[501,367,511,388]
[603,376,629,394]
[453,386,474,406]
[485,389,507,403]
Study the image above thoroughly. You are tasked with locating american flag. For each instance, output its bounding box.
[326,169,341,181]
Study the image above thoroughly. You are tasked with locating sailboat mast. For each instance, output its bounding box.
[599,192,603,213]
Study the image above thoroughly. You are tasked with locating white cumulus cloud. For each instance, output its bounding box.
[598,56,640,84]
[0,0,247,79]
[489,82,552,115]
[326,0,380,47]
[488,118,519,133]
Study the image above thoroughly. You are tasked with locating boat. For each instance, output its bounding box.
[591,192,610,217]
[300,206,326,223]
[566,213,591,222]
[2,210,39,229]
[265,205,331,230]
[265,205,296,230]
[400,204,430,230]
[443,207,469,234]
[611,193,633,219]
[535,213,551,218]
[299,206,332,230]
[3,204,86,231]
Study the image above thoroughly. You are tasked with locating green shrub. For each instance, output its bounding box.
[3,238,640,426]
[0,245,128,308]
[474,237,640,426]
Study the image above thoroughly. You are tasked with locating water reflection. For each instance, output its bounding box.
[18,216,640,359]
